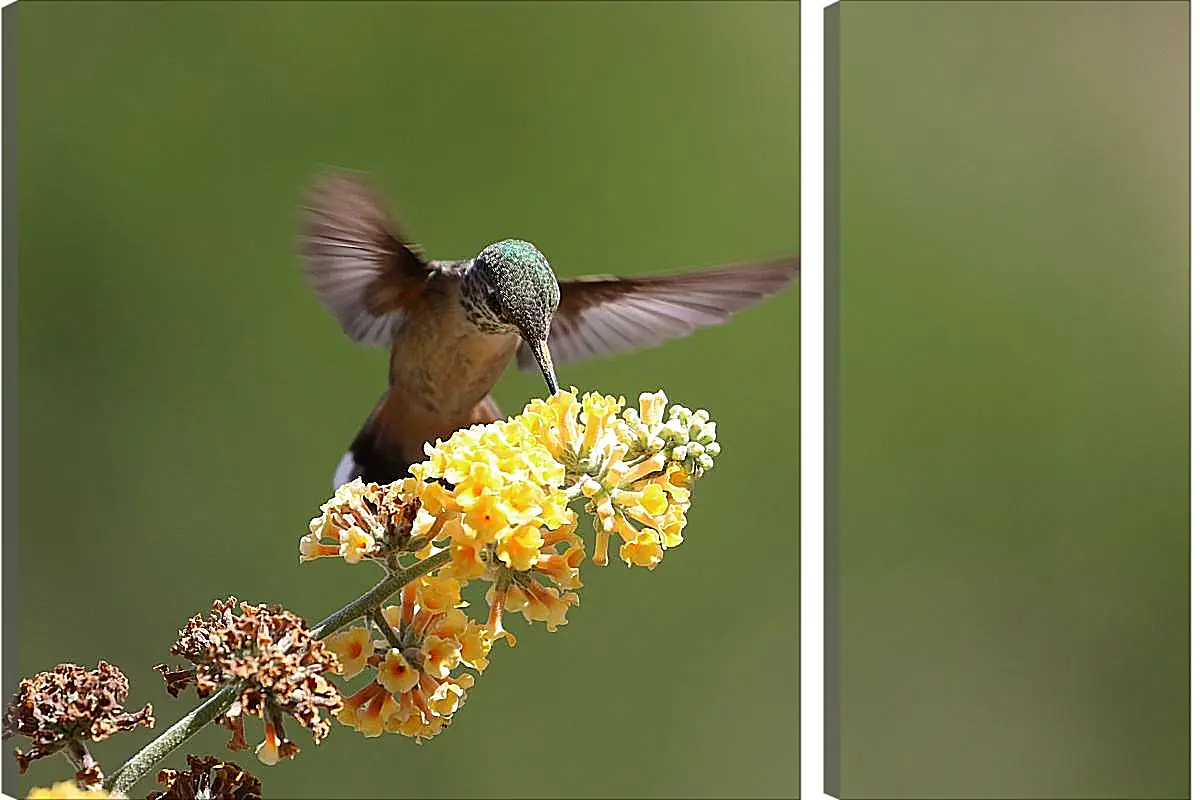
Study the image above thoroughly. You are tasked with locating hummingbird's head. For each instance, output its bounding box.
[465,239,561,394]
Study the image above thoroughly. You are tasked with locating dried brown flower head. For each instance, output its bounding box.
[300,480,429,564]
[2,661,154,775]
[75,762,106,790]
[147,754,262,800]
[154,598,342,764]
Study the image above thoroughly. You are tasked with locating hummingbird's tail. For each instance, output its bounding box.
[331,392,505,490]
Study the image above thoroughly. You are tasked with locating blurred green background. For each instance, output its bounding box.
[14,2,798,798]
[835,2,1187,798]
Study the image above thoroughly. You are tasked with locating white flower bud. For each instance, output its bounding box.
[662,418,687,443]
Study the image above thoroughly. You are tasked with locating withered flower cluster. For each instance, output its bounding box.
[300,479,432,565]
[148,754,262,800]
[2,661,154,784]
[154,598,342,765]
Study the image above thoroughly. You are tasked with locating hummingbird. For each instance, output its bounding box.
[300,170,797,489]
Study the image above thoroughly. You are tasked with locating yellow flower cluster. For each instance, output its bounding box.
[524,389,707,570]
[26,783,121,799]
[325,576,491,742]
[302,387,719,741]
[409,418,569,551]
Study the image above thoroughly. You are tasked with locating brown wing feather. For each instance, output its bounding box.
[300,170,435,347]
[517,257,798,369]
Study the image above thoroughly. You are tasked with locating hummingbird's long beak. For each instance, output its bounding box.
[528,338,559,395]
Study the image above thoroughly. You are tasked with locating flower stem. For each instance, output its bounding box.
[64,738,99,788]
[64,739,91,772]
[104,548,453,794]
[105,682,241,794]
[371,607,407,651]
[310,549,451,639]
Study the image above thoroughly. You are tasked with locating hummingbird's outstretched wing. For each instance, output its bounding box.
[301,171,448,347]
[516,257,798,370]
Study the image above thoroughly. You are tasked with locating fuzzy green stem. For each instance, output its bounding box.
[105,682,241,794]
[310,549,451,638]
[104,548,453,794]
[371,606,407,651]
